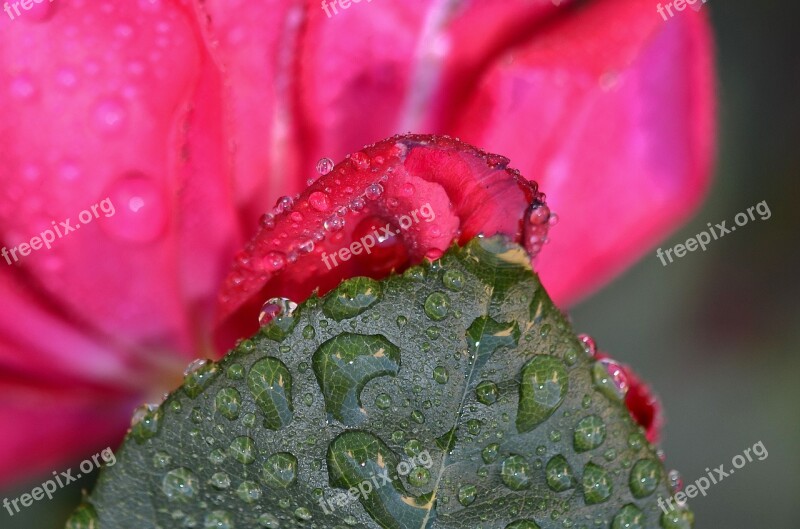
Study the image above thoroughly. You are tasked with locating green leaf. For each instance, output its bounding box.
[70,236,692,529]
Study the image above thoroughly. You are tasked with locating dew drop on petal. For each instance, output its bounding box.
[316,157,334,175]
[309,191,332,212]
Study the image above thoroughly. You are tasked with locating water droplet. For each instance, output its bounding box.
[517,355,568,432]
[229,436,257,465]
[364,183,384,200]
[324,215,345,232]
[209,472,231,490]
[410,410,425,424]
[227,363,245,380]
[162,468,199,501]
[183,361,219,398]
[466,419,482,435]
[523,202,551,258]
[396,315,408,327]
[424,292,451,321]
[257,513,280,528]
[612,504,644,529]
[262,452,298,488]
[481,443,500,464]
[582,462,612,504]
[92,97,127,136]
[103,174,168,243]
[260,213,275,229]
[630,459,661,498]
[375,393,392,409]
[442,269,464,291]
[574,415,607,452]
[486,154,510,169]
[433,366,449,384]
[297,239,314,254]
[316,157,334,175]
[660,505,694,529]
[578,334,597,357]
[592,360,627,402]
[209,448,226,465]
[350,197,366,212]
[546,455,576,492]
[309,191,332,212]
[408,466,431,487]
[476,380,499,405]
[259,251,286,273]
[131,403,162,443]
[153,451,172,469]
[501,455,531,490]
[215,388,242,420]
[322,277,382,321]
[236,480,262,503]
[350,152,371,169]
[668,469,684,494]
[275,195,294,213]
[204,510,233,529]
[457,484,477,506]
[628,432,645,450]
[259,297,297,327]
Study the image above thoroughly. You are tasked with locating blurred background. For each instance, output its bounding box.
[2,0,798,527]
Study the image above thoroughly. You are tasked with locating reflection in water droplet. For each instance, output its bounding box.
[204,510,233,529]
[209,472,231,490]
[475,380,498,405]
[229,436,257,464]
[501,455,531,490]
[103,174,168,243]
[611,504,644,529]
[262,452,298,488]
[162,468,199,502]
[573,415,607,452]
[316,157,334,175]
[582,462,612,504]
[457,484,477,506]
[259,297,297,327]
[364,183,383,200]
[481,443,499,464]
[257,513,280,528]
[236,480,262,503]
[423,292,451,321]
[630,459,661,498]
[545,455,575,492]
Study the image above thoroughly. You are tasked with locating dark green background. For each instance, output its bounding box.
[2,0,798,526]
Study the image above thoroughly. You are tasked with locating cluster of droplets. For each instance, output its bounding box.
[522,201,557,259]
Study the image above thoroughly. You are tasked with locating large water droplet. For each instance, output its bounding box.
[316,157,334,175]
[229,436,257,464]
[517,355,568,432]
[322,277,382,320]
[476,380,499,405]
[162,468,199,502]
[630,459,661,498]
[423,292,451,321]
[545,455,576,492]
[481,443,500,464]
[209,472,231,490]
[183,360,219,398]
[592,360,627,402]
[611,504,644,529]
[364,183,384,200]
[261,452,298,489]
[215,388,242,420]
[432,366,449,384]
[236,480,262,503]
[522,202,551,258]
[131,403,162,443]
[501,455,531,490]
[457,484,477,506]
[247,357,294,430]
[574,415,607,452]
[582,462,612,504]
[312,333,400,425]
[103,174,168,243]
[259,297,297,327]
